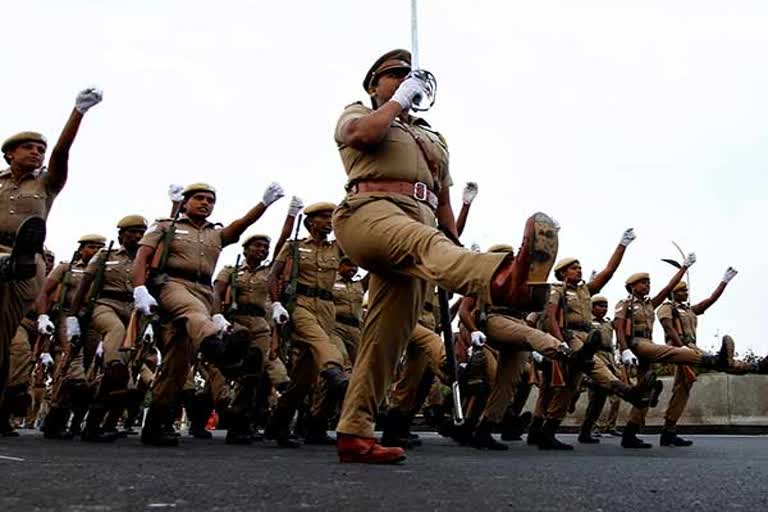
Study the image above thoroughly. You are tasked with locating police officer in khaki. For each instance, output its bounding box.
[614,259,754,448]
[578,294,625,442]
[267,202,348,447]
[38,234,106,439]
[332,256,366,366]
[132,181,284,446]
[213,233,288,443]
[66,215,148,442]
[333,49,559,463]
[656,268,764,447]
[0,87,102,420]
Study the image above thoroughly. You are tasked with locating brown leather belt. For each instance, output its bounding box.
[233,303,267,317]
[350,180,439,210]
[166,268,213,286]
[100,290,133,303]
[336,314,361,328]
[295,283,334,301]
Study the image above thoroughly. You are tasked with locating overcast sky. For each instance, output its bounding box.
[3,1,767,354]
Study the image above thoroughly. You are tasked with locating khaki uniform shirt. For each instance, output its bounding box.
[657,301,697,345]
[591,316,615,351]
[275,237,341,316]
[335,103,452,223]
[216,262,271,335]
[48,260,87,311]
[614,296,655,340]
[333,276,364,323]
[139,215,227,284]
[548,282,593,329]
[0,167,59,239]
[84,246,135,317]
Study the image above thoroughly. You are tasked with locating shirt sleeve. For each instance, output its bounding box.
[215,266,233,284]
[656,304,673,322]
[334,103,371,145]
[48,262,66,283]
[139,220,168,249]
[274,240,292,264]
[614,300,627,320]
[548,285,563,307]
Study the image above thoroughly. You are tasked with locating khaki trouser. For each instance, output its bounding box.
[334,197,506,437]
[0,254,44,407]
[90,304,132,366]
[627,337,703,425]
[153,318,195,407]
[389,324,446,412]
[291,302,344,372]
[333,323,361,366]
[27,385,45,426]
[8,325,33,387]
[481,346,529,424]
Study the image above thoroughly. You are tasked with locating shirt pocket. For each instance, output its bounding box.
[11,191,47,215]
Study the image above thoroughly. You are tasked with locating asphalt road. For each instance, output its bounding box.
[1,431,766,512]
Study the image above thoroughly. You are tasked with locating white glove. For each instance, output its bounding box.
[65,316,81,341]
[142,324,155,344]
[75,87,103,113]
[272,302,290,325]
[531,351,544,364]
[559,342,571,355]
[212,313,232,334]
[722,267,738,283]
[470,331,487,347]
[133,285,158,315]
[288,196,304,217]
[462,182,479,205]
[589,270,598,282]
[390,75,429,110]
[37,314,55,335]
[261,182,285,207]
[40,353,54,366]
[621,348,638,366]
[95,341,104,358]
[620,228,636,247]
[683,252,696,268]
[168,183,184,203]
[470,242,481,252]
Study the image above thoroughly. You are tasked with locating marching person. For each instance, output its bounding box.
[132,181,284,446]
[332,49,559,463]
[0,87,103,419]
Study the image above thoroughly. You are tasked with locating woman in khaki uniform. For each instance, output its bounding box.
[132,181,284,446]
[67,215,148,442]
[332,49,559,463]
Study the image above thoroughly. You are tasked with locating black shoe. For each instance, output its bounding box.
[471,420,509,451]
[501,411,532,441]
[141,406,179,447]
[604,428,622,437]
[225,429,255,445]
[0,217,46,282]
[42,408,75,440]
[81,428,120,443]
[320,366,349,404]
[527,416,544,446]
[538,420,573,450]
[381,409,416,449]
[660,430,693,447]
[578,424,600,444]
[304,416,336,445]
[621,423,652,449]
[265,407,301,448]
[189,427,213,439]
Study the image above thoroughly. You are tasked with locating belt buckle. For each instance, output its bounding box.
[413,182,428,202]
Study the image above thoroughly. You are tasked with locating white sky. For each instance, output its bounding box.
[3,1,767,354]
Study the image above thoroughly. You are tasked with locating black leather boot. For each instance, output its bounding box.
[501,410,532,441]
[381,408,416,449]
[471,420,509,451]
[621,422,651,449]
[660,429,693,447]
[538,419,573,450]
[141,405,179,447]
[527,416,544,446]
[303,415,336,445]
[42,407,75,440]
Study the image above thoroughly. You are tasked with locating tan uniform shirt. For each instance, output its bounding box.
[0,168,59,238]
[591,316,615,351]
[335,103,452,222]
[216,262,271,335]
[48,260,87,310]
[84,246,135,316]
[657,301,697,345]
[275,238,341,311]
[548,282,593,330]
[139,216,227,283]
[614,297,655,340]
[333,276,364,324]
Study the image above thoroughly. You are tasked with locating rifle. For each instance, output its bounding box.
[437,288,464,426]
[270,214,303,363]
[50,249,81,316]
[224,254,242,317]
[550,285,567,387]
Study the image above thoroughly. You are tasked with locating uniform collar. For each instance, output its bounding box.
[0,166,45,181]
[178,214,215,229]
